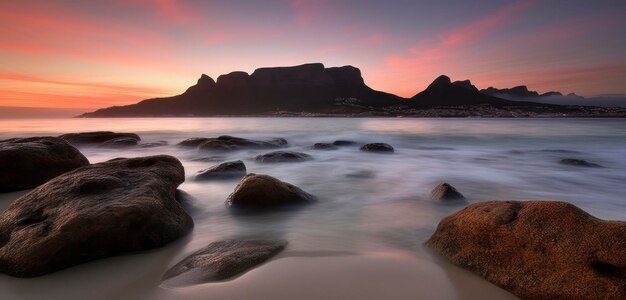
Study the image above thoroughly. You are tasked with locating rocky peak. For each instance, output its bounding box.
[452,80,478,92]
[216,71,250,87]
[425,75,452,90]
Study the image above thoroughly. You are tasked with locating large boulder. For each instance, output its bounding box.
[162,239,287,286]
[430,182,466,201]
[0,155,193,277]
[226,174,315,208]
[360,143,394,153]
[59,131,140,145]
[255,151,312,163]
[194,160,246,181]
[179,136,287,151]
[0,137,89,192]
[426,201,626,299]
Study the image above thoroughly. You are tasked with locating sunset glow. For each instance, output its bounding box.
[1,0,625,110]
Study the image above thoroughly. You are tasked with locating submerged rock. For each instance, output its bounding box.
[0,137,89,192]
[162,239,287,286]
[226,174,315,208]
[100,137,139,148]
[59,131,140,145]
[194,160,246,181]
[333,140,357,146]
[177,137,211,148]
[559,158,602,167]
[255,151,312,163]
[0,155,193,277]
[430,182,466,201]
[426,201,626,299]
[313,143,337,150]
[140,141,168,148]
[360,143,394,153]
[180,136,287,151]
[345,170,375,179]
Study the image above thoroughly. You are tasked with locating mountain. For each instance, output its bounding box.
[480,85,626,108]
[81,63,406,117]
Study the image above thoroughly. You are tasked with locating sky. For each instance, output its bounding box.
[0,0,625,110]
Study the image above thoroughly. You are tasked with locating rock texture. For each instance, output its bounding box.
[226,174,315,208]
[0,137,89,191]
[59,131,140,145]
[430,182,466,201]
[179,136,287,151]
[255,151,312,163]
[0,155,193,277]
[100,137,139,148]
[162,239,287,286]
[194,160,246,181]
[560,158,602,167]
[360,143,394,153]
[426,201,626,299]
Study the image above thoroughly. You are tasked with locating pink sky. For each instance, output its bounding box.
[0,0,625,109]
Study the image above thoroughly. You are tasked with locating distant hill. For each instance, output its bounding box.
[0,107,87,119]
[79,63,625,117]
[480,86,626,108]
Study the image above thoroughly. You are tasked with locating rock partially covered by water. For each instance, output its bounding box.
[100,137,139,148]
[430,182,466,201]
[0,155,193,277]
[426,201,626,299]
[559,158,602,167]
[59,131,140,145]
[0,137,89,192]
[194,160,246,181]
[177,137,212,148]
[255,151,312,163]
[162,239,287,286]
[333,140,357,146]
[140,141,168,148]
[226,174,315,208]
[313,143,337,150]
[360,143,394,153]
[179,136,287,151]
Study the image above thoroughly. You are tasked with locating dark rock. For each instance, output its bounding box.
[140,141,168,148]
[100,137,139,148]
[345,170,375,179]
[360,143,394,153]
[194,160,246,181]
[313,143,337,150]
[0,137,89,192]
[430,182,466,201]
[177,137,211,148]
[190,136,287,151]
[59,131,140,145]
[0,155,193,277]
[426,201,626,299]
[162,239,287,286]
[559,158,602,167]
[255,151,312,163]
[333,140,357,146]
[226,174,315,208]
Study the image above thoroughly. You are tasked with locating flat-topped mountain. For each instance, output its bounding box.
[481,86,562,99]
[80,63,626,117]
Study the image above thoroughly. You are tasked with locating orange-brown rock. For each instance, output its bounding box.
[426,201,625,299]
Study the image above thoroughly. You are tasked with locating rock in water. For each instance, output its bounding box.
[313,143,337,150]
[0,137,89,191]
[59,131,140,145]
[179,135,288,151]
[333,140,357,146]
[430,182,466,201]
[226,174,315,208]
[194,160,246,181]
[162,239,287,286]
[426,201,626,299]
[360,143,394,153]
[0,155,193,277]
[255,151,312,163]
[100,137,139,148]
[559,158,602,167]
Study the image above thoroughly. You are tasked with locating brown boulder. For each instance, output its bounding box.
[255,151,312,163]
[426,201,626,299]
[226,174,315,208]
[194,160,247,181]
[430,182,466,201]
[0,155,193,277]
[360,143,394,153]
[162,239,287,286]
[59,131,140,145]
[0,137,89,192]
[179,135,287,151]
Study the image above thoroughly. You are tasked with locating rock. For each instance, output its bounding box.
[360,143,394,153]
[162,239,287,286]
[255,151,312,163]
[0,137,89,192]
[0,155,193,277]
[333,140,357,146]
[180,136,287,151]
[140,141,168,148]
[426,201,626,299]
[226,174,315,208]
[194,160,246,181]
[430,182,466,201]
[559,158,602,167]
[345,170,375,179]
[100,137,139,148]
[59,131,140,145]
[313,143,337,150]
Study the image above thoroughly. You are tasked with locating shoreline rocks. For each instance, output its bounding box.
[162,239,287,286]
[0,155,193,277]
[179,136,287,151]
[426,200,626,299]
[360,143,394,153]
[194,160,246,181]
[430,182,466,201]
[59,131,140,146]
[226,174,315,209]
[255,151,312,163]
[0,137,89,192]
